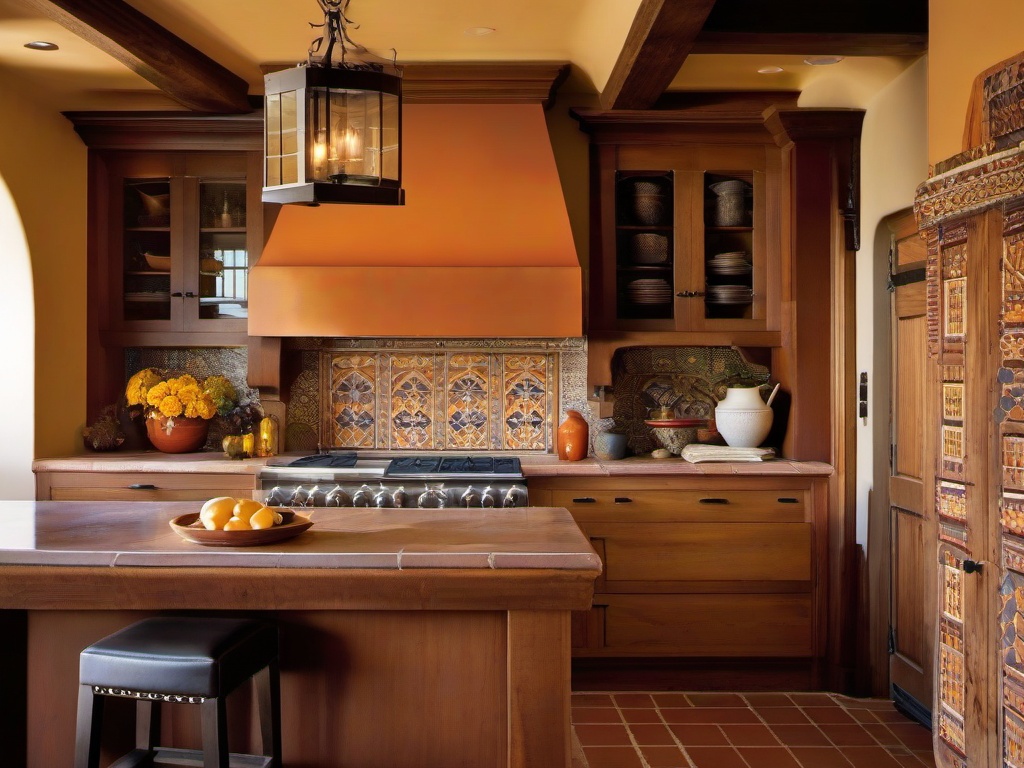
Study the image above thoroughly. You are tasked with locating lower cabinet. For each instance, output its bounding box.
[35,471,257,501]
[529,476,827,665]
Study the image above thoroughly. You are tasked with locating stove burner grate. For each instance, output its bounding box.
[287,452,358,468]
[384,456,522,476]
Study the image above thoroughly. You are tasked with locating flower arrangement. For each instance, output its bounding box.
[125,368,237,426]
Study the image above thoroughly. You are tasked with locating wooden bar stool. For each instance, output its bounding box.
[74,616,281,768]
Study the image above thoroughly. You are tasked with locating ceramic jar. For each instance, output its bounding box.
[146,415,209,453]
[557,410,589,461]
[594,430,628,461]
[709,179,748,227]
[714,386,773,448]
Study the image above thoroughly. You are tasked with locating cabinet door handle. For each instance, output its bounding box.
[778,497,800,504]
[677,290,707,298]
[699,497,729,504]
[572,497,596,504]
[183,291,196,298]
[614,497,633,504]
[127,483,157,490]
[963,559,984,574]
[170,292,183,298]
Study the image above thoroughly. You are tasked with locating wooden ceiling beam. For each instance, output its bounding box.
[20,0,251,113]
[692,32,927,57]
[601,0,718,111]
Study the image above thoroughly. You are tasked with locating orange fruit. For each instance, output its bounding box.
[223,516,251,531]
[232,498,263,523]
[200,496,236,531]
[249,506,276,530]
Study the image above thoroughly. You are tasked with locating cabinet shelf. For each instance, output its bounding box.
[125,227,171,233]
[706,226,754,233]
[616,225,674,232]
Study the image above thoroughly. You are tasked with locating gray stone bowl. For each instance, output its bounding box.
[651,426,698,455]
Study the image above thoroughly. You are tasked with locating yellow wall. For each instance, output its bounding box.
[930,0,1024,163]
[0,78,88,463]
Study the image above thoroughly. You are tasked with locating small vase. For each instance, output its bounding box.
[714,386,773,448]
[557,410,589,461]
[146,415,210,453]
[594,430,628,461]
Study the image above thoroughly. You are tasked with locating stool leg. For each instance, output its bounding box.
[73,684,103,768]
[201,696,229,768]
[135,698,161,753]
[256,661,282,766]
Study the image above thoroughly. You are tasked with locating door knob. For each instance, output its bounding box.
[963,559,983,574]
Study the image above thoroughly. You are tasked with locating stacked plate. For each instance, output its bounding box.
[706,251,751,277]
[626,278,673,304]
[631,233,669,264]
[707,284,753,305]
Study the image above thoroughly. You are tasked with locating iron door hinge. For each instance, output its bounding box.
[887,625,896,655]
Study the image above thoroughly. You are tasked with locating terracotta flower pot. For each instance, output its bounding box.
[146,415,210,453]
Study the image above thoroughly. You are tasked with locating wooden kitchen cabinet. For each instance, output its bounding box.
[573,110,783,342]
[529,474,828,686]
[35,470,257,501]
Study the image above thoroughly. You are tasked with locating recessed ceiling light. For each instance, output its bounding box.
[464,27,495,36]
[757,66,784,74]
[804,55,844,66]
[24,41,59,51]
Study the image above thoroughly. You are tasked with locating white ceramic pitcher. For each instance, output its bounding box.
[714,386,773,447]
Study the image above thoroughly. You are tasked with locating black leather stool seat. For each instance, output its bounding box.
[75,616,281,768]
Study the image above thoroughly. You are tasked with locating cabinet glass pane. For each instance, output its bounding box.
[703,172,754,320]
[198,180,248,321]
[123,178,172,322]
[614,171,674,321]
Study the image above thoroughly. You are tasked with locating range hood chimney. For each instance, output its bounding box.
[250,100,582,338]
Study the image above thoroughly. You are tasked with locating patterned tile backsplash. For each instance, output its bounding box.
[284,338,588,453]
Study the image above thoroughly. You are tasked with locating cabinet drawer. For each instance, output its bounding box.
[554,489,806,522]
[600,593,813,656]
[587,522,811,583]
[37,472,256,501]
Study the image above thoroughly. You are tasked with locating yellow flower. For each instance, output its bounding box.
[125,368,161,406]
[168,374,198,395]
[185,394,216,420]
[158,395,183,418]
[146,382,170,407]
[127,368,229,423]
[176,383,200,406]
[202,375,238,416]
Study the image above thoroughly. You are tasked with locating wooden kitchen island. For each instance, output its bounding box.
[0,500,601,768]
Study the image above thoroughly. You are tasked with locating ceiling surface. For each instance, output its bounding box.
[0,0,927,112]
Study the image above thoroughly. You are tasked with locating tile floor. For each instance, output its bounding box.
[571,691,936,768]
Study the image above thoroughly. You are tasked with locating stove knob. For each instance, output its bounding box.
[305,485,325,507]
[480,486,498,508]
[290,485,310,506]
[459,485,482,508]
[352,484,374,507]
[264,487,287,507]
[418,483,450,508]
[391,486,408,508]
[324,485,352,507]
[502,484,528,508]
[373,487,392,508]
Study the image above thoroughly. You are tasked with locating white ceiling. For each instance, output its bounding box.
[0,0,921,112]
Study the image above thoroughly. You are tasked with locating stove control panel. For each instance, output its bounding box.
[262,482,528,509]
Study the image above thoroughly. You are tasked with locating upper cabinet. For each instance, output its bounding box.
[573,110,784,344]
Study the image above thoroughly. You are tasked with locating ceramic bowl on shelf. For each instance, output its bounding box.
[144,253,171,272]
[650,426,699,455]
[631,233,669,264]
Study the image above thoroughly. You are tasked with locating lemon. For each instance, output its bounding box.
[223,516,251,531]
[200,496,236,531]
[249,506,276,530]
[232,498,263,523]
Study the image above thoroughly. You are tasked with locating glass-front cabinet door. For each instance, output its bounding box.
[110,152,251,335]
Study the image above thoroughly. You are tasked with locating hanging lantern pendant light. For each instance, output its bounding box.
[263,0,404,205]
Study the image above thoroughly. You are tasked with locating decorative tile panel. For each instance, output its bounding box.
[389,354,439,450]
[938,547,966,759]
[941,365,966,482]
[1003,571,1024,768]
[446,354,490,451]
[501,354,550,452]
[328,354,378,448]
[938,481,967,524]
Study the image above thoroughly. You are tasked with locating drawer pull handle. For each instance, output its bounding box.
[778,497,800,504]
[614,497,633,504]
[572,497,597,504]
[699,497,729,504]
[127,483,158,491]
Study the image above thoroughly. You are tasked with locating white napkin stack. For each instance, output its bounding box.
[680,444,775,463]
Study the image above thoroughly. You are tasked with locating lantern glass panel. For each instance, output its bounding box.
[381,93,400,183]
[265,90,300,187]
[307,87,386,185]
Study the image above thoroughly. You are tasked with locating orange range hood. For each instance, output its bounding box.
[248,103,582,338]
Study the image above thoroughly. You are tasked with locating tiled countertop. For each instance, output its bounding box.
[33,451,833,477]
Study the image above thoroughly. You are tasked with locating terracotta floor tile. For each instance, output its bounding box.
[719,723,781,747]
[818,723,879,746]
[755,707,812,725]
[582,746,646,768]
[572,707,623,724]
[847,708,883,723]
[651,692,693,708]
[573,693,615,707]
[574,723,632,747]
[790,693,840,707]
[850,699,904,711]
[639,745,690,768]
[743,693,795,707]
[767,724,831,747]
[687,692,748,707]
[614,693,656,708]
[873,709,915,723]
[735,746,802,768]
[862,722,901,746]
[803,706,858,724]
[685,746,749,768]
[892,754,927,768]
[662,707,760,724]
[620,707,664,724]
[887,723,934,751]
[789,747,856,767]
[911,749,937,767]
[668,723,729,746]
[841,747,906,768]
[628,723,676,746]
